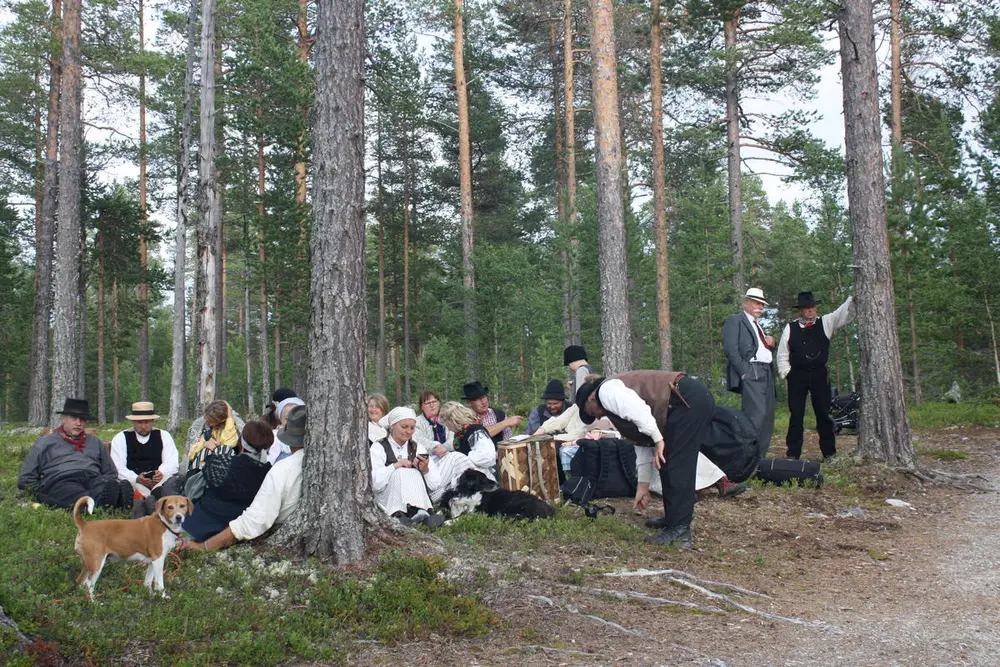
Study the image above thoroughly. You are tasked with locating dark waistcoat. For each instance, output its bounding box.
[124,429,163,473]
[789,321,830,371]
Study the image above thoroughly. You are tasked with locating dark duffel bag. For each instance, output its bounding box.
[700,404,760,483]
[755,458,823,487]
[567,439,638,499]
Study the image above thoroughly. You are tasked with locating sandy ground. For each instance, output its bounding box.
[355,427,1000,667]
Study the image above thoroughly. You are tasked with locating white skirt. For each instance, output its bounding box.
[375,467,433,515]
[428,452,496,503]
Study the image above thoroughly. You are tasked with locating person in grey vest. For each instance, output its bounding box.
[18,398,133,510]
[576,371,713,549]
[723,287,776,459]
[109,401,181,506]
[563,344,595,400]
[776,291,855,460]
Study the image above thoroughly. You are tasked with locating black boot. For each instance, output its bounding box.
[644,524,692,549]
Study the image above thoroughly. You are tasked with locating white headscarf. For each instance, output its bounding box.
[276,396,305,419]
[379,406,417,429]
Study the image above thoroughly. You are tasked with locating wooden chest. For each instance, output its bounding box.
[496,435,560,502]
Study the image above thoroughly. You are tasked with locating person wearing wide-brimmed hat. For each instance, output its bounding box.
[17,398,133,510]
[462,380,522,444]
[109,402,181,505]
[526,379,569,436]
[182,405,307,551]
[723,287,776,459]
[776,291,855,460]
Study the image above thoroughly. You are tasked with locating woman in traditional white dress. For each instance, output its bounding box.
[367,393,389,444]
[439,402,497,480]
[370,407,444,524]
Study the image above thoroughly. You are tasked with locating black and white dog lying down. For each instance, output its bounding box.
[439,470,557,520]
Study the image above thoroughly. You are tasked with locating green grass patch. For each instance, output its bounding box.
[917,448,969,461]
[908,402,1000,429]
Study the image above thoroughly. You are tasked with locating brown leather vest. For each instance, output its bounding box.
[595,370,686,447]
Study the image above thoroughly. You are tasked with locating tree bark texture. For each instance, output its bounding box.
[97,232,106,424]
[402,125,412,400]
[454,0,478,379]
[838,0,914,466]
[272,0,381,562]
[724,12,745,299]
[198,0,221,410]
[29,0,61,426]
[50,0,83,423]
[243,214,255,416]
[376,116,387,394]
[113,279,121,422]
[563,0,580,346]
[257,128,271,408]
[649,0,673,371]
[589,0,632,375]
[138,0,150,400]
[168,0,199,431]
[76,226,86,396]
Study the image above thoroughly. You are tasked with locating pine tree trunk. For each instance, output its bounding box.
[985,294,1000,390]
[50,0,83,423]
[29,0,60,426]
[376,116,387,393]
[197,0,220,410]
[273,318,281,388]
[589,0,632,375]
[168,0,198,431]
[294,0,310,260]
[402,125,412,401]
[454,0,478,379]
[138,0,150,400]
[243,214,255,416]
[906,275,921,405]
[563,0,580,345]
[650,0,673,371]
[724,12,744,299]
[76,225,86,397]
[113,279,121,422]
[257,128,271,407]
[214,39,227,386]
[97,232,106,424]
[838,0,914,465]
[272,0,383,561]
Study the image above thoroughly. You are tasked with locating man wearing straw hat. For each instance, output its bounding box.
[110,401,181,509]
[723,287,776,459]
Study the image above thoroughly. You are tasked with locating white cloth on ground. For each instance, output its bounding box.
[229,449,303,541]
[109,429,180,498]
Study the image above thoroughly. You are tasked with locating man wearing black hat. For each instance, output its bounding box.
[17,398,133,510]
[776,292,855,460]
[526,380,568,435]
[563,344,594,399]
[576,371,713,549]
[462,381,522,444]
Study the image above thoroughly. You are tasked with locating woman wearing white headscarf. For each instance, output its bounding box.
[267,396,305,464]
[370,407,443,522]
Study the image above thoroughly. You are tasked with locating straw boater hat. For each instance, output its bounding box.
[743,287,769,306]
[126,401,160,421]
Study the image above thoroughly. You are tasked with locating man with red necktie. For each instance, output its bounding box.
[776,291,856,460]
[723,288,776,459]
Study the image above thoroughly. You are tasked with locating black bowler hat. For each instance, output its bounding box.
[575,378,605,424]
[540,379,567,401]
[795,292,820,309]
[461,381,489,401]
[563,345,588,366]
[271,387,297,403]
[56,397,93,421]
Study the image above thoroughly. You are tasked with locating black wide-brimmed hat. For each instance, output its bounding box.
[540,379,567,401]
[276,405,307,448]
[575,378,605,424]
[461,381,489,401]
[56,397,93,421]
[795,291,820,309]
[271,387,297,403]
[563,345,588,366]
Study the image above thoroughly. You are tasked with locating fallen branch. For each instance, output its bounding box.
[666,576,816,626]
[904,468,996,492]
[571,584,726,614]
[605,568,771,598]
[526,594,646,637]
[518,645,595,656]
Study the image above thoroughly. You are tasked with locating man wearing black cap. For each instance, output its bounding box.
[462,381,522,444]
[563,344,594,399]
[776,292,855,460]
[17,398,133,510]
[576,371,713,549]
[526,380,568,435]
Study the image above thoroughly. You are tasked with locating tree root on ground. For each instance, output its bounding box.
[527,594,645,637]
[565,584,726,614]
[605,568,771,598]
[903,467,996,492]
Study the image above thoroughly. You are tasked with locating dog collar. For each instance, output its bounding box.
[158,514,184,536]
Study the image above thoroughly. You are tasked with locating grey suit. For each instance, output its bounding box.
[723,312,774,459]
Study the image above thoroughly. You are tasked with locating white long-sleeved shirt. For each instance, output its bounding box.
[536,403,588,441]
[595,379,663,485]
[776,296,855,379]
[745,310,774,364]
[230,449,303,541]
[369,437,442,493]
[462,428,497,472]
[109,429,179,485]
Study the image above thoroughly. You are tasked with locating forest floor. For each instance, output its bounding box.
[1,407,999,666]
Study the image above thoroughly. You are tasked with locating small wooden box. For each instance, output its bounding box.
[496,435,560,502]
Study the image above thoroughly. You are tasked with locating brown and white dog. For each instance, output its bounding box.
[72,495,193,599]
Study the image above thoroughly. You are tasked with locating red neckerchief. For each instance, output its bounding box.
[56,426,87,452]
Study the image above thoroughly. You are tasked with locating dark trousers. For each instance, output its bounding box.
[741,363,775,459]
[657,376,714,530]
[785,367,835,459]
